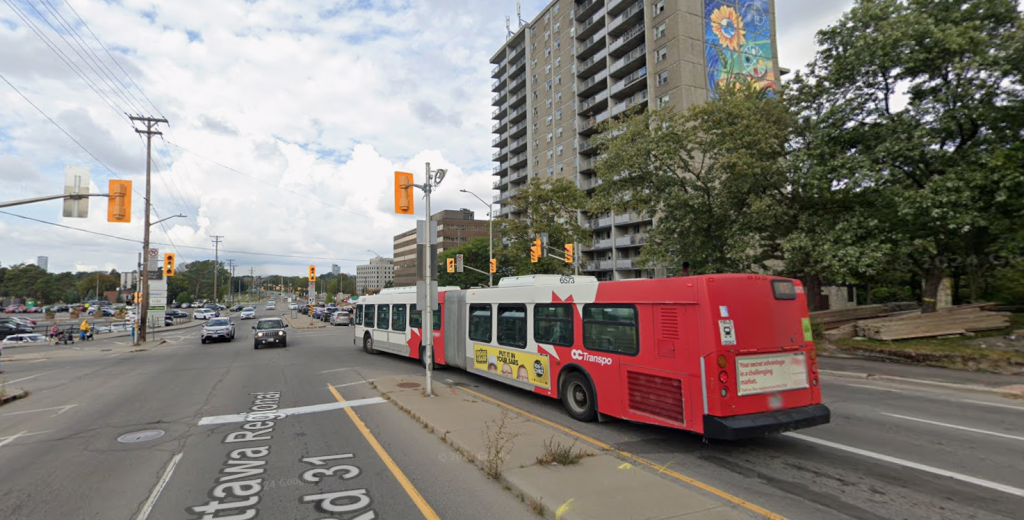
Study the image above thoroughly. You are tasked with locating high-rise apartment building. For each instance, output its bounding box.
[37,256,49,272]
[490,0,779,280]
[331,264,341,275]
[356,257,394,294]
[392,209,492,287]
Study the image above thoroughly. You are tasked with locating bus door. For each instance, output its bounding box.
[618,304,690,429]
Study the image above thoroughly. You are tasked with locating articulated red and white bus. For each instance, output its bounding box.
[353,274,830,439]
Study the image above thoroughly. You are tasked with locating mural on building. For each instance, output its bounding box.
[704,0,777,95]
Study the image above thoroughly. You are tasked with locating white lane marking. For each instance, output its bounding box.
[836,383,904,393]
[106,353,121,358]
[134,452,183,520]
[29,359,46,364]
[882,413,1024,442]
[0,430,51,442]
[2,405,78,417]
[5,369,62,385]
[0,430,28,448]
[330,380,374,388]
[318,367,360,374]
[961,399,1024,412]
[197,397,387,425]
[785,432,1024,498]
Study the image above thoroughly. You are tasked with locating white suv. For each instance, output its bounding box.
[193,308,216,320]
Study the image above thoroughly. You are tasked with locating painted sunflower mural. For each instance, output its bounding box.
[704,0,777,95]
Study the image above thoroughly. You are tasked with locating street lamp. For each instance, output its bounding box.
[460,189,494,287]
[136,213,186,346]
[150,214,186,227]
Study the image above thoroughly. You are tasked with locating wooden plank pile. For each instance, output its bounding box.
[813,303,1010,341]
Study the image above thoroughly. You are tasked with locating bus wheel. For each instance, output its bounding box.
[363,334,376,354]
[561,372,597,422]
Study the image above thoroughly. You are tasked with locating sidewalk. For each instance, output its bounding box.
[821,357,1024,396]
[373,376,755,520]
[284,313,326,329]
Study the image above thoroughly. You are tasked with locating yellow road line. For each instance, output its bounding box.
[328,384,441,520]
[459,386,789,520]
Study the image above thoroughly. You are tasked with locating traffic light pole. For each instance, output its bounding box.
[422,162,434,397]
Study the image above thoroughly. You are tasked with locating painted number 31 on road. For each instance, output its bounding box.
[299,453,376,519]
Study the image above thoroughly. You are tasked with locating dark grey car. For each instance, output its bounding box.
[253,318,288,349]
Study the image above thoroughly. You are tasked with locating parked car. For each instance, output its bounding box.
[167,309,188,319]
[288,303,298,310]
[330,311,351,326]
[229,304,244,312]
[201,317,235,344]
[240,307,256,319]
[181,302,191,308]
[2,333,48,345]
[321,308,337,322]
[252,317,288,349]
[0,318,33,334]
[193,308,216,320]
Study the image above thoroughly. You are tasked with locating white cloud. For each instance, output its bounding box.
[1,0,852,276]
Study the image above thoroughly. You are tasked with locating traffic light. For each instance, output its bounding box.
[530,237,542,263]
[308,265,316,282]
[489,258,497,273]
[164,253,175,276]
[107,180,132,223]
[564,244,574,264]
[446,257,455,273]
[394,171,415,215]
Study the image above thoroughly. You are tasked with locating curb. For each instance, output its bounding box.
[821,369,1024,397]
[0,389,29,406]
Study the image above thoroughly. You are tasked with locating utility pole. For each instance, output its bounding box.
[131,115,168,345]
[211,235,223,303]
[227,259,235,303]
[250,267,254,300]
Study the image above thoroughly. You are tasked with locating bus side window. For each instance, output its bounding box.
[535,304,573,346]
[364,305,375,328]
[392,304,407,331]
[410,304,422,329]
[582,305,639,355]
[469,304,492,343]
[497,304,527,348]
[377,305,390,330]
[433,305,442,331]
[354,305,363,325]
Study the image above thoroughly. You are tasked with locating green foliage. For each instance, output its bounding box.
[495,178,589,276]
[591,87,792,274]
[986,261,1024,305]
[438,237,498,288]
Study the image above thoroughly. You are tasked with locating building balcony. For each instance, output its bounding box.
[584,215,613,229]
[509,168,528,184]
[610,66,647,98]
[576,27,607,61]
[610,89,648,117]
[580,171,603,188]
[577,48,608,80]
[509,152,528,168]
[508,90,527,109]
[500,205,513,217]
[508,73,526,91]
[578,68,608,97]
[575,0,604,21]
[604,0,632,16]
[584,260,615,272]
[509,57,526,77]
[492,146,509,161]
[508,43,525,61]
[576,8,606,41]
[493,176,509,189]
[493,162,509,176]
[509,120,527,139]
[615,259,638,270]
[509,136,527,154]
[579,90,609,116]
[493,103,508,120]
[492,91,505,106]
[584,238,614,251]
[613,212,651,225]
[609,43,645,78]
[615,234,646,247]
[608,21,644,58]
[578,138,598,156]
[579,110,610,135]
[607,0,644,37]
[508,105,527,124]
[492,135,502,146]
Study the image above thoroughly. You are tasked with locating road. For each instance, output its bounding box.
[0,305,538,520]
[3,304,1022,520]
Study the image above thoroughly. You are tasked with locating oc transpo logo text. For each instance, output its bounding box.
[570,349,613,366]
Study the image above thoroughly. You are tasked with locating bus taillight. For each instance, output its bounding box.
[716,355,727,368]
[718,370,729,384]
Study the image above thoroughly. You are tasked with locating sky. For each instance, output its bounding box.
[0,0,855,278]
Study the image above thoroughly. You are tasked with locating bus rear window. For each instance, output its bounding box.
[772,280,797,300]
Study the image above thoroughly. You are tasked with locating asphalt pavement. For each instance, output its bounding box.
[0,306,538,520]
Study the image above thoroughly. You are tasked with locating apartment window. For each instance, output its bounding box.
[657,70,669,86]
[533,107,539,116]
[533,89,538,99]
[497,304,527,348]
[534,155,540,165]
[555,56,561,67]
[547,150,553,159]
[555,74,562,85]
[546,115,553,125]
[544,30,550,41]
[547,132,553,142]
[469,304,492,343]
[557,144,564,156]
[532,58,537,69]
[558,162,565,173]
[556,126,563,138]
[546,97,552,108]
[656,45,668,63]
[545,47,552,57]
[548,166,554,177]
[556,108,563,119]
[533,139,539,148]
[532,73,538,83]
[554,21,560,32]
[658,94,671,108]
[553,3,560,15]
[545,63,552,75]
[654,1,665,17]
[583,305,639,355]
[531,42,536,51]
[546,80,552,91]
[655,22,666,39]
[556,91,562,102]
[554,38,561,50]
[533,122,538,132]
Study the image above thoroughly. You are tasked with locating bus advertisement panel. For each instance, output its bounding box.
[473,344,551,389]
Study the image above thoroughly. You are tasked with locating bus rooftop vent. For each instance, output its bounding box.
[497,275,599,288]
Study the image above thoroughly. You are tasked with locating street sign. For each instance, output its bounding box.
[456,254,464,273]
[62,166,90,218]
[146,270,164,280]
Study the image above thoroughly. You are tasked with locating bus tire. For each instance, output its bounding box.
[561,372,598,422]
[363,334,376,354]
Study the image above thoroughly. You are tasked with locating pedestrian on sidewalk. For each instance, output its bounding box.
[49,323,60,344]
[79,318,90,341]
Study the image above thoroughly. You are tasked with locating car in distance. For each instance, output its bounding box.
[240,307,256,320]
[201,317,235,344]
[330,311,351,326]
[288,302,298,310]
[266,302,276,310]
[193,308,216,320]
[1,333,48,345]
[229,304,244,312]
[252,317,288,349]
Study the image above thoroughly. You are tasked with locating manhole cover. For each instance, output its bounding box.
[397,382,421,389]
[117,430,165,443]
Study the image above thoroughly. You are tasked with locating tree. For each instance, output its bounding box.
[591,87,793,275]
[494,178,590,276]
[77,272,119,300]
[790,0,1024,311]
[438,238,500,288]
